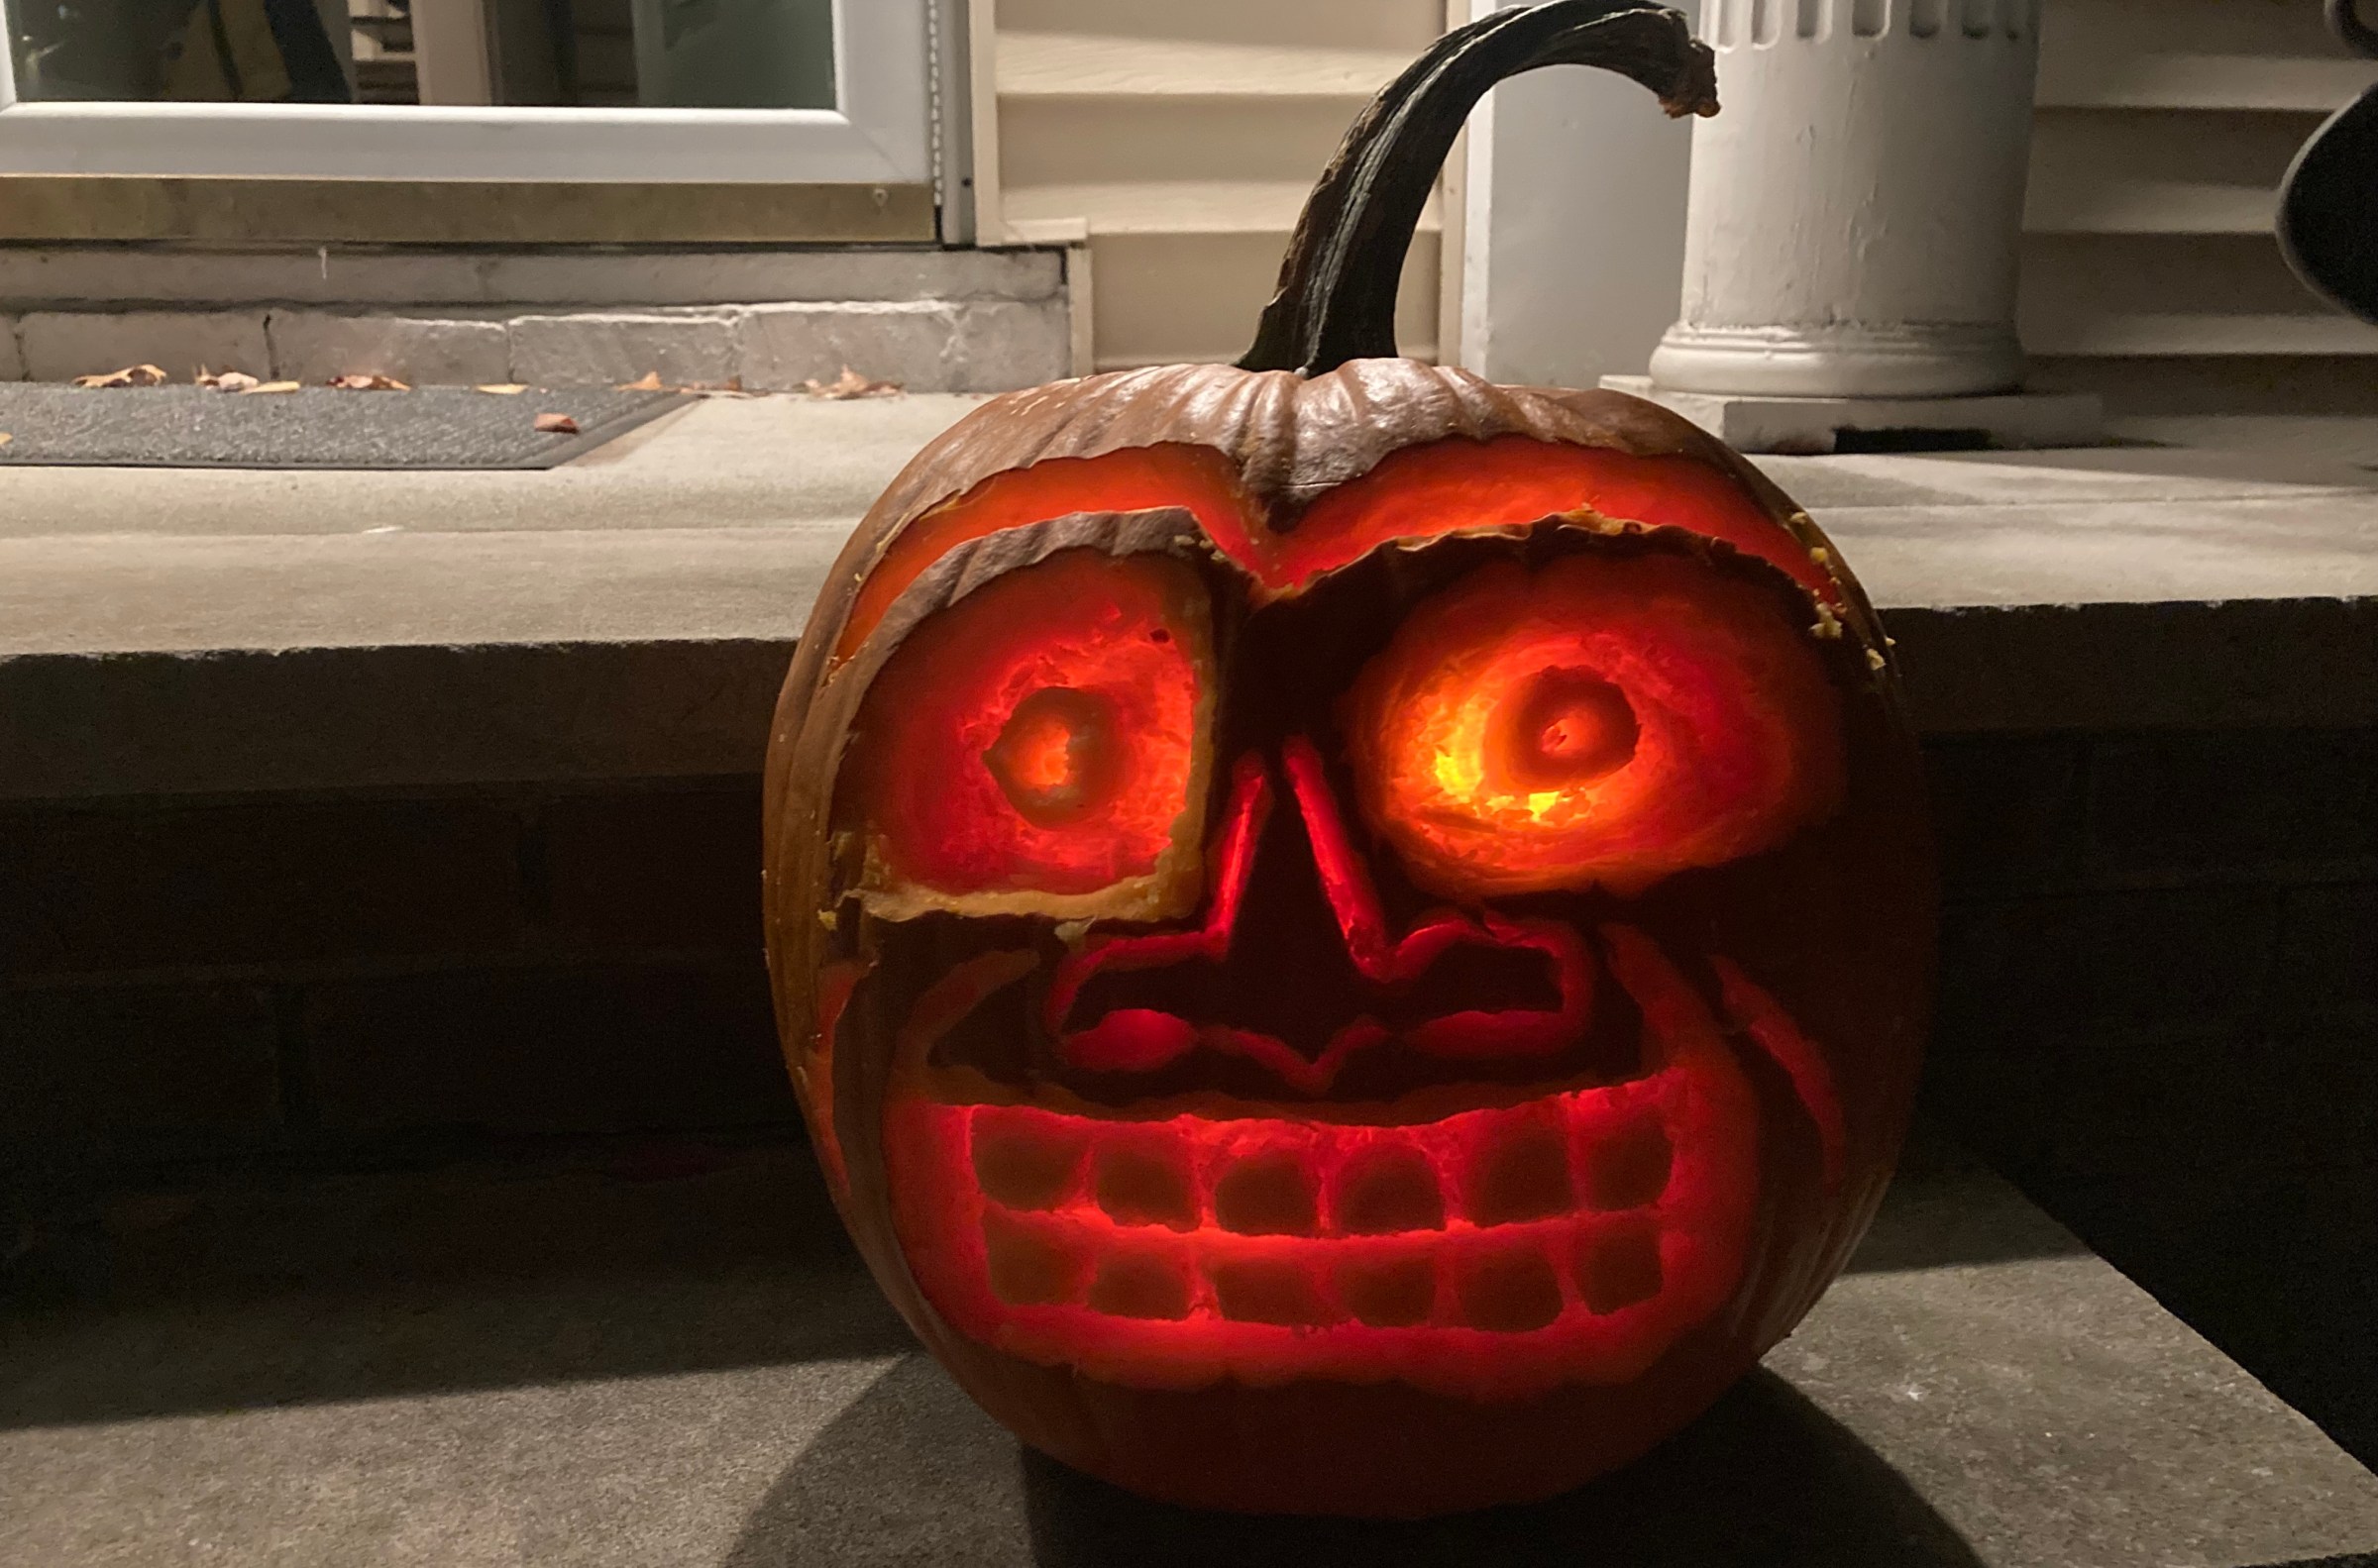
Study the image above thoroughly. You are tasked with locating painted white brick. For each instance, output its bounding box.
[18,311,270,382]
[736,300,961,393]
[0,243,1067,308]
[0,316,22,381]
[508,311,739,388]
[943,297,1073,393]
[268,311,510,386]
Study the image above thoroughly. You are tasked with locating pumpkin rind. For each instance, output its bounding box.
[761,1,1935,1519]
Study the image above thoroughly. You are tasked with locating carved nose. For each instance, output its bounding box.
[1046,739,1595,1094]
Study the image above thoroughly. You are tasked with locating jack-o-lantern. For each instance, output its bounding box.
[764,0,1936,1519]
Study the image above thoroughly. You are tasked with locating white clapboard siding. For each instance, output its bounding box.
[981,0,1451,371]
[2022,0,2378,410]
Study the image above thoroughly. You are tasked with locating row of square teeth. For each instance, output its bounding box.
[963,1097,1675,1241]
[981,1207,1670,1331]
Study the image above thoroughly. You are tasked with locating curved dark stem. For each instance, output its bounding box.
[2331,0,2378,58]
[1240,1,1718,378]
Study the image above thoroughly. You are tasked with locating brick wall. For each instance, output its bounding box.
[3,728,2373,1456]
[0,780,795,1168]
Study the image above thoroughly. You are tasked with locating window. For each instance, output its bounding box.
[0,0,930,185]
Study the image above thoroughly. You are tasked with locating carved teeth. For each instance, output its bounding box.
[1463,1117,1575,1227]
[971,1108,1089,1210]
[1456,1242,1566,1333]
[1089,1247,1194,1320]
[1093,1137,1200,1231]
[1577,1226,1665,1314]
[1213,1149,1320,1236]
[1210,1257,1336,1326]
[982,1210,1087,1307]
[964,1083,1689,1333]
[1335,1255,1440,1327]
[1332,1144,1446,1235]
[1582,1120,1673,1211]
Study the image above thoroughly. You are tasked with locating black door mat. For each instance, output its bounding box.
[0,384,689,470]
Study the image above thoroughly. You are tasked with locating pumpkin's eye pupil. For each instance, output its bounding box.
[987,686,1119,827]
[1498,671,1638,790]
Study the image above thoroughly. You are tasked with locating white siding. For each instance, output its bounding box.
[976,0,1451,371]
[2021,0,2378,417]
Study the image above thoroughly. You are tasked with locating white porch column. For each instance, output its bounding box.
[1616,0,2101,450]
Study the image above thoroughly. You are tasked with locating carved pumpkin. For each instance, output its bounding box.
[765,0,1936,1519]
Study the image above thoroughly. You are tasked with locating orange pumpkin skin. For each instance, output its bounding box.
[763,6,1935,1519]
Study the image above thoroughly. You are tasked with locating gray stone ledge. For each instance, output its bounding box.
[4,398,2375,797]
[7,598,2375,799]
[0,244,1067,310]
[0,300,1073,391]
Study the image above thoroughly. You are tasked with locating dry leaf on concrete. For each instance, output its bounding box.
[241,381,303,394]
[616,370,666,391]
[0,433,13,448]
[72,364,167,389]
[329,373,410,391]
[804,366,904,400]
[475,383,529,395]
[533,412,581,435]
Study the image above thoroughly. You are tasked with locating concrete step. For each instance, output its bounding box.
[1,1135,2370,1564]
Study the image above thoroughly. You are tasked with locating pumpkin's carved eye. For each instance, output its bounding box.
[849,549,1215,917]
[1342,554,1845,898]
[986,686,1124,827]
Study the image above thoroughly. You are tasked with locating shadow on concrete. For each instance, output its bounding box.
[1926,1018,2378,1472]
[0,1127,2090,1431]
[0,1140,917,1426]
[1839,1131,2092,1276]
[723,1358,1984,1568]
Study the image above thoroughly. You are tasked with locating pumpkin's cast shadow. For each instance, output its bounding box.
[723,1356,1984,1568]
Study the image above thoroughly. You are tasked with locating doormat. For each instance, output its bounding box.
[0,384,689,470]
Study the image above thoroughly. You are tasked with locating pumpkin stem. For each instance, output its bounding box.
[1240,2,1718,378]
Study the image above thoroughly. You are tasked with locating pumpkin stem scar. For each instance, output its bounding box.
[1239,1,1718,378]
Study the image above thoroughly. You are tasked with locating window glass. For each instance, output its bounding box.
[6,0,836,107]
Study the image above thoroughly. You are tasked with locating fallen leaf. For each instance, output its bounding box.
[241,380,303,394]
[475,383,528,395]
[616,370,666,391]
[72,364,168,389]
[0,433,12,447]
[534,412,581,435]
[198,369,261,393]
[329,372,409,391]
[804,366,904,400]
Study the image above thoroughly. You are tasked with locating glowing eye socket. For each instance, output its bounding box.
[987,686,1120,827]
[1493,671,1638,791]
[1343,552,1845,897]
[848,549,1214,914]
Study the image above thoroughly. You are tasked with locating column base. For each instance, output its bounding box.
[1599,376,2106,456]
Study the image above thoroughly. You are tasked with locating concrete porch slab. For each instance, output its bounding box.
[5,394,2375,657]
[0,1139,2371,1566]
[3,395,2376,795]
[1599,374,2108,455]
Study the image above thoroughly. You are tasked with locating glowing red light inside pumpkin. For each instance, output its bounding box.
[1499,671,1639,790]
[985,687,1122,827]
[1044,745,1595,1094]
[883,920,1766,1402]
[850,550,1213,907]
[1342,553,1847,897]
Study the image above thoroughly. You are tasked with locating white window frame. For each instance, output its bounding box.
[0,0,928,182]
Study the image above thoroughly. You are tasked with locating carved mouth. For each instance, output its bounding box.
[882,925,1766,1401]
